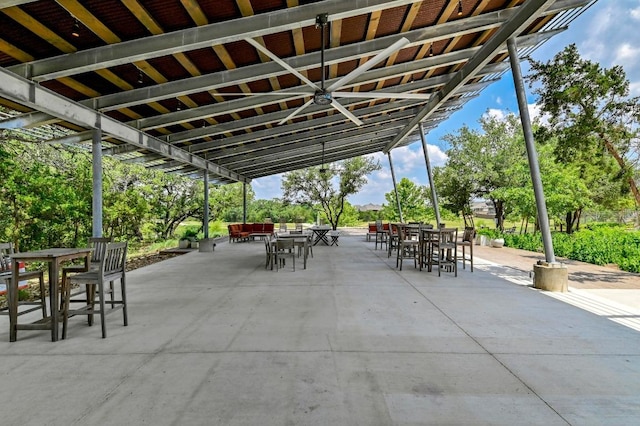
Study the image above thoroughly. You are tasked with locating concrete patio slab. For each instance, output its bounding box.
[1,234,639,425]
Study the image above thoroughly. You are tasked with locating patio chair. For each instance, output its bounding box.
[297,233,313,260]
[0,242,47,322]
[387,224,399,258]
[293,236,310,269]
[375,220,387,250]
[433,228,458,277]
[396,224,419,271]
[366,223,377,242]
[264,238,275,270]
[273,239,295,272]
[459,227,476,272]
[62,242,128,339]
[61,237,112,312]
[418,224,435,270]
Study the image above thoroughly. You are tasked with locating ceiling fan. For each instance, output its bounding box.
[244,13,431,126]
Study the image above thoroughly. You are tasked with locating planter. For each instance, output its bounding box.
[178,239,190,249]
[491,238,504,248]
[479,235,490,246]
[190,241,199,249]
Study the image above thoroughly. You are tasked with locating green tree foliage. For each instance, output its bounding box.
[208,182,253,224]
[0,139,92,250]
[381,177,431,222]
[281,156,381,230]
[439,114,525,230]
[0,136,251,248]
[527,44,640,210]
[491,142,591,233]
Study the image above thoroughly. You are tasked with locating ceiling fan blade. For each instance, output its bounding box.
[278,98,314,125]
[332,91,432,100]
[330,101,364,127]
[245,38,320,91]
[326,37,410,92]
[212,91,314,97]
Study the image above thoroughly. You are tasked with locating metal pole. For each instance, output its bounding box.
[242,182,247,224]
[507,37,555,263]
[387,152,404,223]
[419,123,441,227]
[203,172,209,238]
[91,128,103,237]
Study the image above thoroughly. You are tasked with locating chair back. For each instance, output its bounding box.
[275,239,295,252]
[439,228,458,245]
[462,227,476,243]
[89,237,113,263]
[101,242,128,277]
[375,219,383,232]
[0,242,14,273]
[396,224,412,242]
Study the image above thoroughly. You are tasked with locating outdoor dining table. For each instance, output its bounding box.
[7,247,91,342]
[309,225,331,246]
[271,234,311,269]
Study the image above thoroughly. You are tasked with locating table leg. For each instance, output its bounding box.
[9,267,18,342]
[49,261,60,342]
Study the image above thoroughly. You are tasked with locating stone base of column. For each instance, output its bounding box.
[533,261,568,292]
[199,238,216,253]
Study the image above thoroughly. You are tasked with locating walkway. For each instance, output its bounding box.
[1,234,639,425]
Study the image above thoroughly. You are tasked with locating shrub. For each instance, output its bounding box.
[503,233,542,252]
[503,227,640,273]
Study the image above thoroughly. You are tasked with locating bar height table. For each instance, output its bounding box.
[8,248,91,342]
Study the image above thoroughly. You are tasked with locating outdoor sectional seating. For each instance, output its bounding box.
[228,223,274,242]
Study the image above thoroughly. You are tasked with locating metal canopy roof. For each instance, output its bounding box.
[0,0,594,185]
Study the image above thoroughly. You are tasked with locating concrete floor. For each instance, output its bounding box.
[1,234,640,425]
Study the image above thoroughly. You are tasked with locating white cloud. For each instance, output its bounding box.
[484,108,506,121]
[571,1,640,100]
[251,174,283,200]
[427,144,448,167]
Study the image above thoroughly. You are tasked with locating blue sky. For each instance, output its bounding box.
[251,1,640,205]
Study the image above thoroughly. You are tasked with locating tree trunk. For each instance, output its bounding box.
[565,212,573,234]
[601,134,640,207]
[491,199,505,232]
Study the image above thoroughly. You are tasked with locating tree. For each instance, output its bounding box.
[527,44,640,209]
[380,177,431,222]
[281,156,381,230]
[433,166,473,226]
[491,142,591,233]
[439,114,526,231]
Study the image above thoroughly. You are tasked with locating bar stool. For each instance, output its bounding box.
[0,243,47,329]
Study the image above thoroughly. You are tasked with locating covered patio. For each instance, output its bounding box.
[2,234,639,425]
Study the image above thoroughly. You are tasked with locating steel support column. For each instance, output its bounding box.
[419,123,441,227]
[203,172,209,239]
[242,182,247,224]
[387,152,404,223]
[507,37,555,263]
[92,128,103,237]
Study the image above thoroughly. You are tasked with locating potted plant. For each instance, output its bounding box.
[476,228,502,247]
[179,228,199,249]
